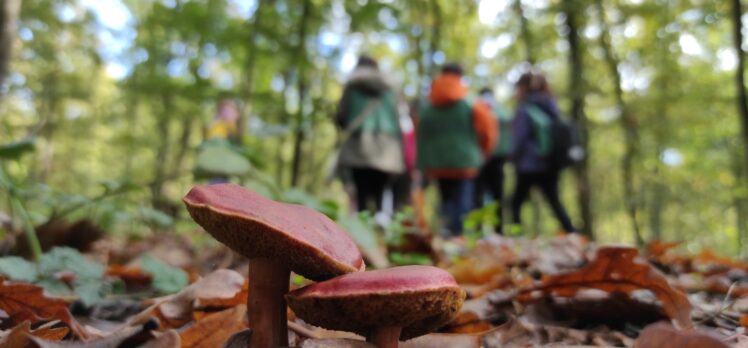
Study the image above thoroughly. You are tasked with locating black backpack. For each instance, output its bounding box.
[526,104,584,170]
[549,118,584,169]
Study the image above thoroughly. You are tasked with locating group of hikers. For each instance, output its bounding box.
[335,55,578,236]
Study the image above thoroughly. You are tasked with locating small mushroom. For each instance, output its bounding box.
[183,184,364,348]
[286,265,466,348]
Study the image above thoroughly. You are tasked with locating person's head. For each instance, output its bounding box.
[356,55,379,70]
[441,62,463,76]
[216,99,240,123]
[514,72,551,101]
[478,87,493,97]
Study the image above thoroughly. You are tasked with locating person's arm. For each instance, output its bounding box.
[511,106,532,160]
[335,87,352,128]
[472,101,498,157]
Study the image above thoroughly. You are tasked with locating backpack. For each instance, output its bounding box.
[526,104,584,170]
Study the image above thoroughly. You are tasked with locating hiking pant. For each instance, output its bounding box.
[437,178,474,236]
[475,156,507,234]
[351,167,390,212]
[391,173,412,211]
[511,171,575,233]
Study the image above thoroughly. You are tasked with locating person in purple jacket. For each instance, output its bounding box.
[509,72,576,233]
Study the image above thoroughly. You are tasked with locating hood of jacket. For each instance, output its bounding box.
[429,73,468,106]
[345,67,390,96]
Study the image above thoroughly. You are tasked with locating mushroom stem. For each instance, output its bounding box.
[248,258,291,348]
[367,326,402,348]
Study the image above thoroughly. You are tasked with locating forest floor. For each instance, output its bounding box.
[1,231,748,347]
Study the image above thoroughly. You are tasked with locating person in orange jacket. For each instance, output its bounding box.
[416,63,498,235]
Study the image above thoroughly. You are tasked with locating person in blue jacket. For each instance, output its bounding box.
[510,72,576,233]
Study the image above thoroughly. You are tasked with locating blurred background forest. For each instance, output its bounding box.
[0,0,745,256]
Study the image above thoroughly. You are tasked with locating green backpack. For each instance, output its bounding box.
[525,104,552,157]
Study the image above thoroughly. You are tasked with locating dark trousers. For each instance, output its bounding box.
[511,171,575,233]
[437,178,474,236]
[351,167,389,212]
[391,173,412,211]
[475,156,507,234]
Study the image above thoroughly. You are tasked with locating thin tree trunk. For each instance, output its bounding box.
[649,31,674,241]
[275,71,292,185]
[150,94,173,210]
[237,1,265,144]
[290,0,312,187]
[562,0,593,238]
[427,0,442,75]
[596,0,643,246]
[170,116,194,179]
[0,0,20,92]
[514,0,534,64]
[732,0,748,251]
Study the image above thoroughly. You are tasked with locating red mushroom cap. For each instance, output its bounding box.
[286,265,465,340]
[183,184,364,280]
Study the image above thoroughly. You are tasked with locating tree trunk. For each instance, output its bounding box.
[289,0,312,187]
[0,0,20,91]
[562,0,593,238]
[649,28,675,241]
[596,0,643,246]
[732,0,748,251]
[427,0,442,75]
[150,94,173,210]
[513,0,534,64]
[236,1,265,144]
[275,71,292,185]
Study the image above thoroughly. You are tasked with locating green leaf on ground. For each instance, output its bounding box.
[140,255,188,294]
[0,256,39,282]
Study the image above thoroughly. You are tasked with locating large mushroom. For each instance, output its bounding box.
[183,184,364,347]
[286,265,465,348]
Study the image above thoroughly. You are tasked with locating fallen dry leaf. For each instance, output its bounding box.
[441,311,492,334]
[180,304,246,348]
[400,333,481,348]
[0,278,88,339]
[0,320,70,347]
[646,240,683,259]
[634,322,728,348]
[30,325,141,348]
[193,278,248,311]
[140,329,180,348]
[694,250,748,273]
[300,338,375,348]
[519,246,693,329]
[158,269,245,324]
[105,265,152,288]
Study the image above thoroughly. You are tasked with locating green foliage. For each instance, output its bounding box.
[336,212,382,258]
[0,139,35,160]
[388,252,433,266]
[139,255,188,295]
[0,247,109,306]
[0,256,38,282]
[1,0,746,255]
[463,203,500,248]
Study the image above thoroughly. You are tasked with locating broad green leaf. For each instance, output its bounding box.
[336,213,389,269]
[140,255,188,294]
[194,140,251,178]
[37,278,74,297]
[37,247,108,305]
[39,247,104,280]
[74,279,109,306]
[0,256,38,282]
[137,207,175,228]
[0,139,35,160]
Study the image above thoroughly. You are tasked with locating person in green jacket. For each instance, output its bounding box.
[474,87,513,234]
[335,56,405,213]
